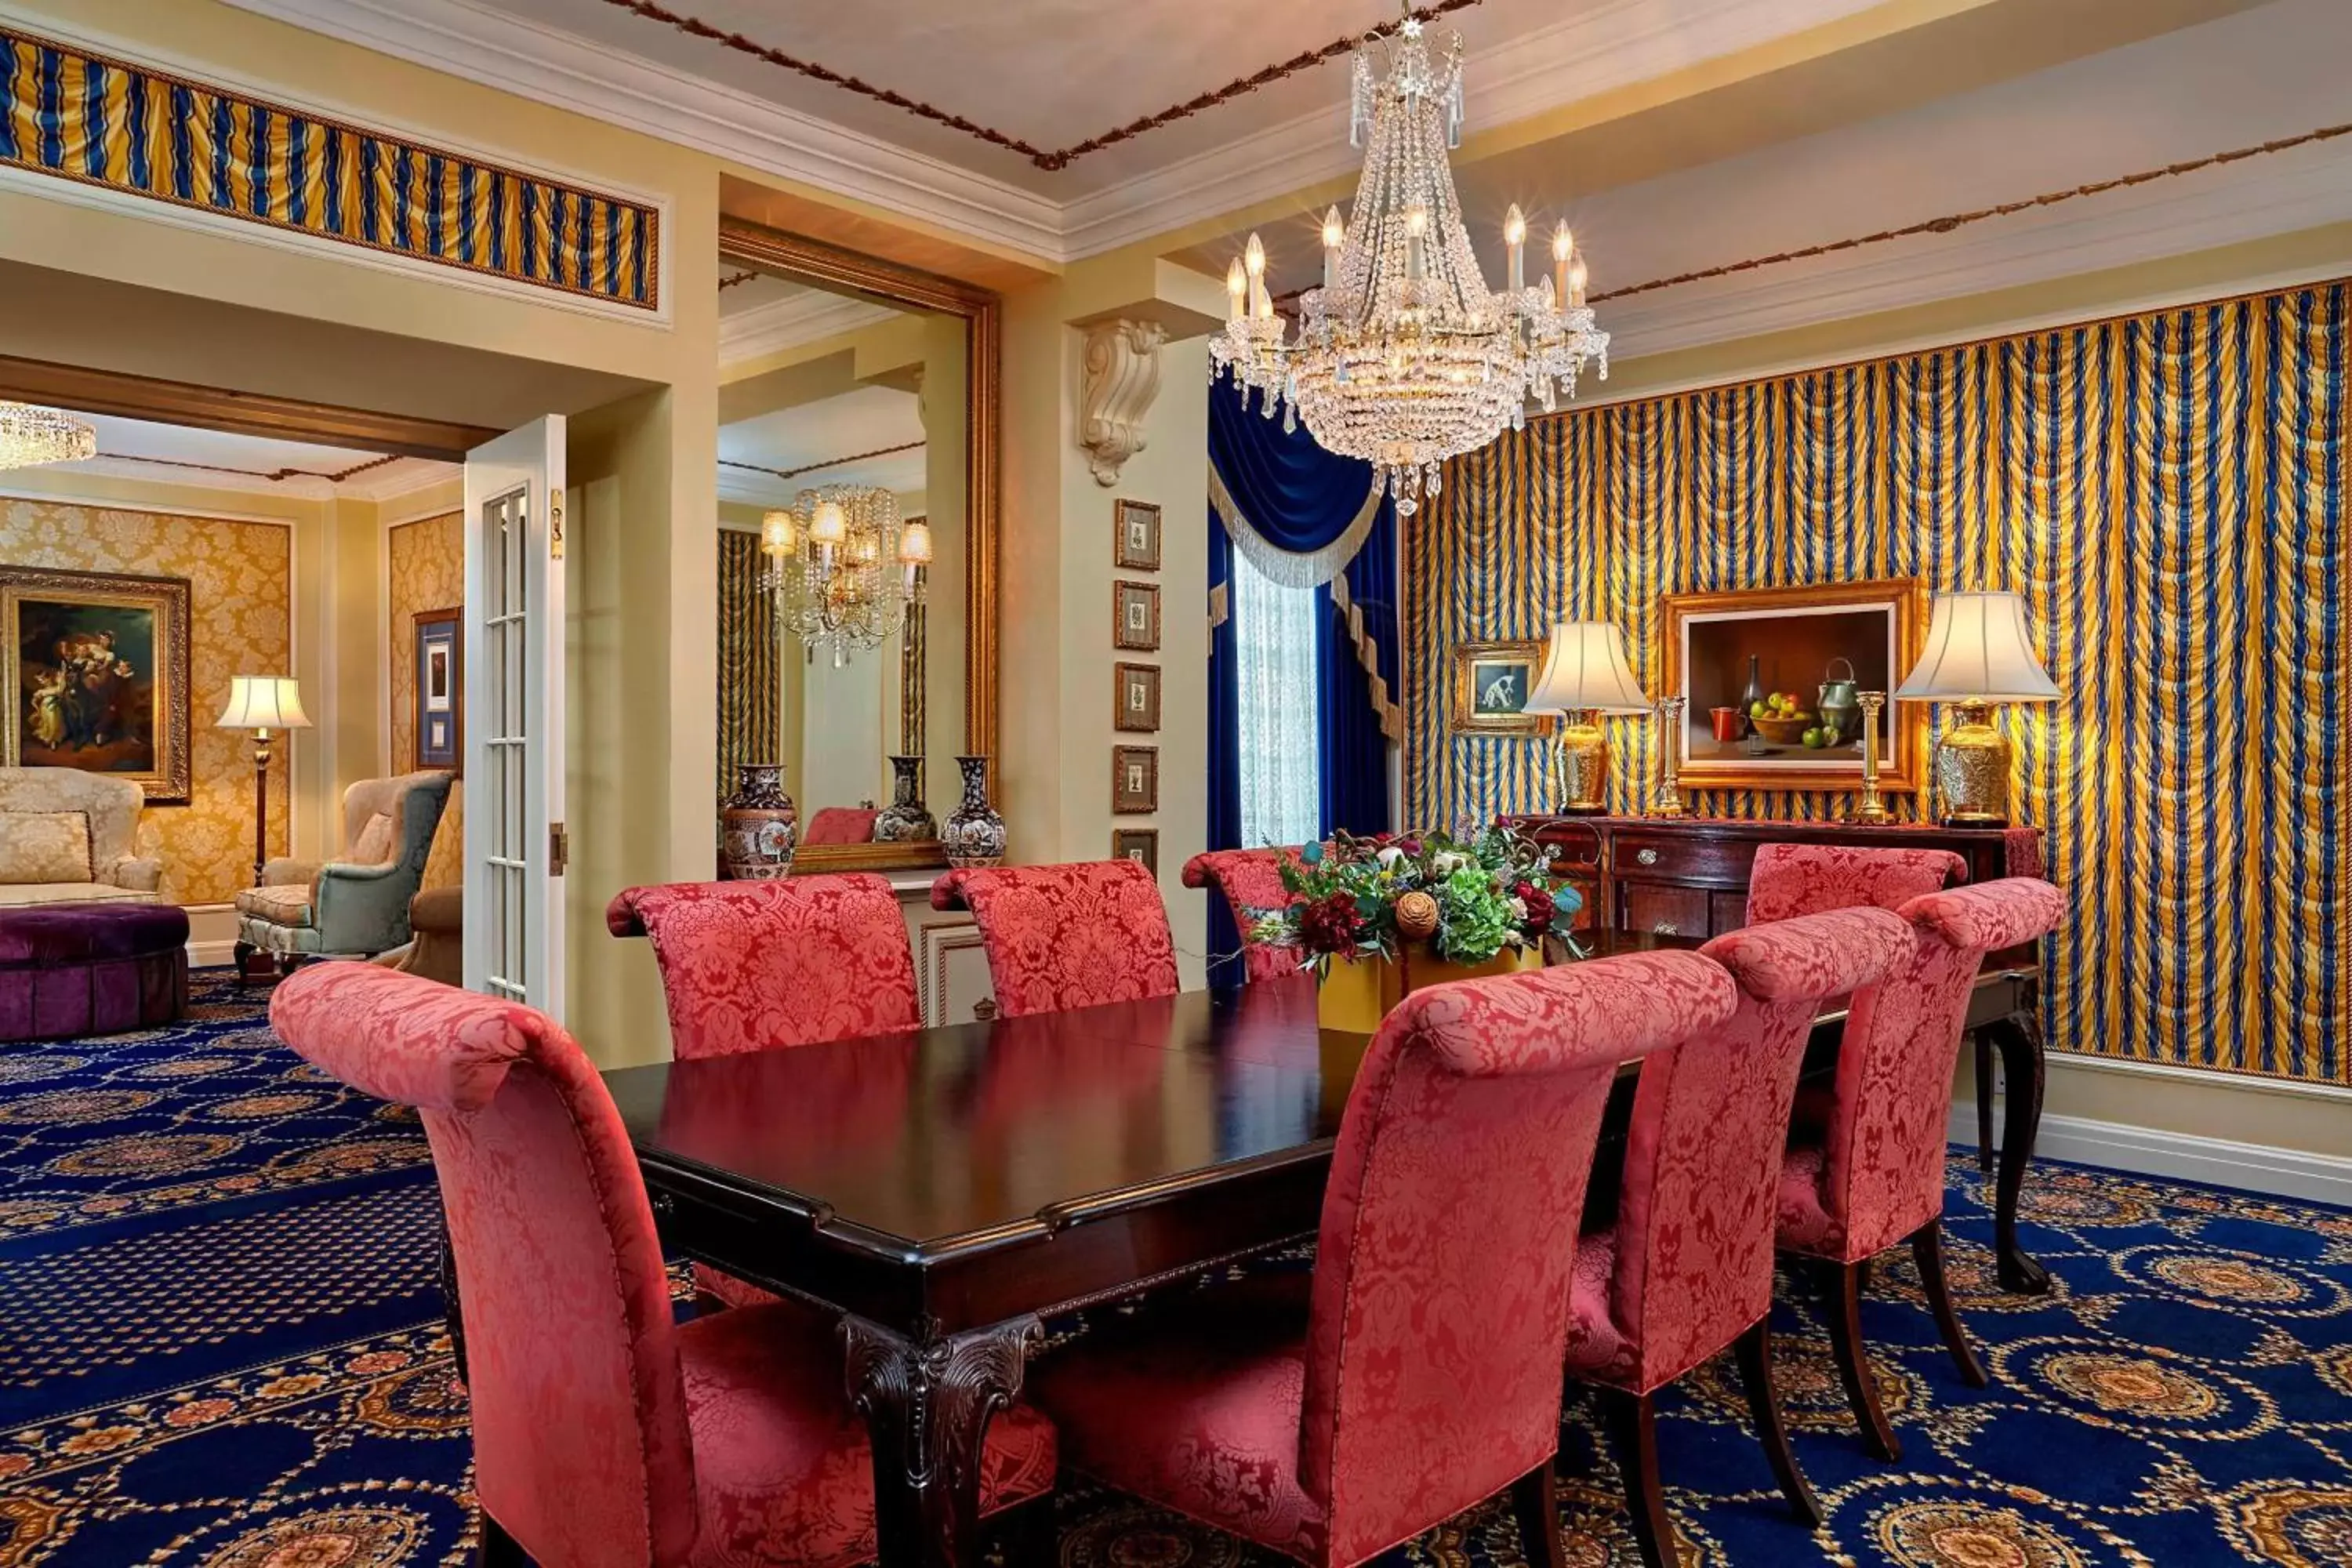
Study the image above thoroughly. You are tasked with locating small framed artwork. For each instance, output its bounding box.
[1112,827,1159,874]
[1113,580,1161,652]
[1114,499,1162,572]
[1449,639,1552,736]
[1112,744,1158,814]
[412,608,463,771]
[1,564,192,802]
[1113,661,1160,732]
[1661,577,1926,793]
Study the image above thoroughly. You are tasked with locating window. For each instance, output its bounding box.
[1233,548,1320,848]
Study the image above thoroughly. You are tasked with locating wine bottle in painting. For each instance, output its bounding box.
[1740,653,1763,753]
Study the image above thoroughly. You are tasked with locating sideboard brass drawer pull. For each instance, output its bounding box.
[1653,920,1679,935]
[1636,847,1660,866]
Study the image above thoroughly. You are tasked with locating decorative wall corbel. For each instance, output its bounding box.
[1079,319,1168,487]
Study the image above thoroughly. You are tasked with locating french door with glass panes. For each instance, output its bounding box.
[462,417,566,1020]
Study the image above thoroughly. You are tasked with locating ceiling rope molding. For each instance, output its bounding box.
[720,439,925,485]
[1078,320,1168,487]
[718,269,760,290]
[598,0,1484,171]
[100,450,405,485]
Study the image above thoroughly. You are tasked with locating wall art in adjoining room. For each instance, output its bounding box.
[412,608,463,771]
[1450,639,1549,736]
[1660,578,1923,793]
[1114,499,1162,572]
[1114,662,1160,732]
[1112,745,1158,814]
[1113,580,1161,652]
[0,564,191,803]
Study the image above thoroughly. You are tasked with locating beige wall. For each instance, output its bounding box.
[385,514,463,775]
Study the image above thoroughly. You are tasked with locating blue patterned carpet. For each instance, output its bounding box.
[2,975,2348,1566]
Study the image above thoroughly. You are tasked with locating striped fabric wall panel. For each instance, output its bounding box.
[1405,283,2348,1083]
[716,531,781,807]
[0,27,659,312]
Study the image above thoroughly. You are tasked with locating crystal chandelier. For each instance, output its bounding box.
[0,402,98,471]
[1208,12,1608,517]
[759,485,931,666]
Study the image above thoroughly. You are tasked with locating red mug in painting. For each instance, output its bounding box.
[1709,705,1745,742]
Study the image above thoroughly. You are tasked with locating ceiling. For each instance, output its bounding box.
[12,411,454,501]
[719,385,927,506]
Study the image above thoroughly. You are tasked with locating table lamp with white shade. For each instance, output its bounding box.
[1525,620,1652,814]
[1893,591,2059,826]
[216,677,313,887]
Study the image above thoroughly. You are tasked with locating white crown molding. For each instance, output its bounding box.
[719,292,901,369]
[339,459,464,506]
[219,0,1066,263]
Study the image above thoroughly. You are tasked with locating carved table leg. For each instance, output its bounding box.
[1985,1011,2051,1294]
[844,1314,1042,1568]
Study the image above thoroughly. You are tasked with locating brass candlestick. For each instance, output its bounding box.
[1648,696,1687,818]
[1847,690,1894,825]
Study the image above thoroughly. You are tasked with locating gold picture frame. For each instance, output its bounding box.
[1659,577,1926,792]
[1114,499,1162,572]
[1112,745,1159,814]
[1450,639,1553,736]
[1113,580,1161,652]
[1,565,192,804]
[1114,661,1160,732]
[1112,826,1159,874]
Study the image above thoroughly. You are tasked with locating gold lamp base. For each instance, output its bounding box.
[1556,715,1610,814]
[1934,702,2012,826]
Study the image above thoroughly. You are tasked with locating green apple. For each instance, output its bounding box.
[1749,701,1769,720]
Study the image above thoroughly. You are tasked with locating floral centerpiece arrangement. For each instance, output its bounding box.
[1248,826,1584,983]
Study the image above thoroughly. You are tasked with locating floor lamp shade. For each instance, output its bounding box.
[1526,622,1650,814]
[1894,593,2057,826]
[216,677,314,732]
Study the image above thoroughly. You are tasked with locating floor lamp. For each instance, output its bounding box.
[216,677,313,887]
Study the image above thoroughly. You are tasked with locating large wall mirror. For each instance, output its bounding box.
[714,220,996,874]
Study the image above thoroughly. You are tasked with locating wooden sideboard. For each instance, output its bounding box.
[1504,812,2056,1294]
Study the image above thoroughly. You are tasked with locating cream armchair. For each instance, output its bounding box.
[234,770,452,978]
[0,768,162,906]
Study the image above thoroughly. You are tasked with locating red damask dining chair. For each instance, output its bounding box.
[1029,949,1740,1568]
[269,962,1056,1568]
[1744,843,1994,1163]
[931,858,1179,1018]
[608,874,923,1308]
[1565,906,1915,1568]
[1182,846,1312,982]
[1775,877,2068,1461]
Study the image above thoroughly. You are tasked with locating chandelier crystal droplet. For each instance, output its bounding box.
[1207,13,1608,517]
[759,485,929,666]
[0,402,98,472]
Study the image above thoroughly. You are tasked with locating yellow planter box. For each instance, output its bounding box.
[1315,945,1543,1034]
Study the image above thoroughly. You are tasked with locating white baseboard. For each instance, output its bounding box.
[187,938,241,968]
[1951,1100,2352,1208]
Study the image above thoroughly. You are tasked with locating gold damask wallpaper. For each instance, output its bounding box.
[387,514,463,775]
[1,500,290,906]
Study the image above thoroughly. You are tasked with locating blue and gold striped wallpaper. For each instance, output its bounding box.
[0,27,659,312]
[1406,282,2348,1083]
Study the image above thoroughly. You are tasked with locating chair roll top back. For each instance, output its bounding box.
[1598,908,1915,1389]
[1745,842,1965,926]
[1825,877,2069,1258]
[1299,950,1737,1566]
[1181,847,1309,982]
[270,964,695,1568]
[607,874,920,1058]
[931,858,1179,1018]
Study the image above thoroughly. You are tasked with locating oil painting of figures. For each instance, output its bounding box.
[2,567,191,802]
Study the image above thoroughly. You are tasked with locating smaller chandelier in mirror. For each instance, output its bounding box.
[0,402,98,471]
[760,485,928,665]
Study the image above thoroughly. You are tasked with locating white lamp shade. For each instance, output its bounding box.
[1526,621,1650,715]
[216,676,314,731]
[1894,592,2060,704]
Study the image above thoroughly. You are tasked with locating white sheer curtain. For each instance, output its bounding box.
[1233,546,1322,849]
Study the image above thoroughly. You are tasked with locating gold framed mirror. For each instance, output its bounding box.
[714,220,997,874]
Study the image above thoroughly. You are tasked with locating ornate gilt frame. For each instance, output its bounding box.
[0,565,193,804]
[717,219,1000,873]
[1450,638,1553,736]
[1658,577,1926,793]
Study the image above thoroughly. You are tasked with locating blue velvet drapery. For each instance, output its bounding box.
[1205,387,1398,985]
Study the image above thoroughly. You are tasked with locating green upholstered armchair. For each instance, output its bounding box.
[234,770,452,978]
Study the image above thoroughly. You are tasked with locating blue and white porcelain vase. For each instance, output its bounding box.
[942,755,1006,868]
[720,762,797,880]
[874,755,937,843]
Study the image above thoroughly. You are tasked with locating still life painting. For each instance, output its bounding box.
[2,565,191,803]
[1661,578,1922,792]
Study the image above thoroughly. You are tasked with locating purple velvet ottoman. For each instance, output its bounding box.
[0,902,190,1043]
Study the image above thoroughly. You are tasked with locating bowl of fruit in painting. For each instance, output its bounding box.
[1747,692,1846,750]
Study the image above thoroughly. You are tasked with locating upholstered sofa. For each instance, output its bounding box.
[376,778,462,986]
[234,770,451,975]
[0,768,162,907]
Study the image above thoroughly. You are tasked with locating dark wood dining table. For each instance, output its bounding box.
[599,936,2047,1568]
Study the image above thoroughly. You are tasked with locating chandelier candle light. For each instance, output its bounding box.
[760,485,930,666]
[1209,11,1608,516]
